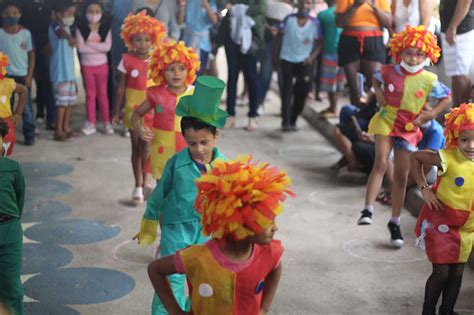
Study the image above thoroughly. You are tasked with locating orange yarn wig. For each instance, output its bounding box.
[120,10,166,51]
[194,156,294,240]
[444,103,474,149]
[149,39,200,86]
[0,52,9,79]
[389,25,441,64]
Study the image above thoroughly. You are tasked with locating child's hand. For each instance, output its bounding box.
[413,111,432,127]
[68,37,77,47]
[375,91,386,107]
[9,114,21,124]
[132,232,140,244]
[111,113,120,126]
[25,76,33,89]
[139,125,154,142]
[421,188,443,212]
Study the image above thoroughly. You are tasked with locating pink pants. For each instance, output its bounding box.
[81,63,110,124]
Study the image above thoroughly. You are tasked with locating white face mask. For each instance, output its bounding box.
[400,60,425,73]
[61,17,75,27]
[86,13,102,24]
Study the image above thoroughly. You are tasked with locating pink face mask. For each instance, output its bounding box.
[86,13,102,24]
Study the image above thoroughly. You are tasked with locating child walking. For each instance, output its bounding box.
[135,76,228,314]
[148,155,293,315]
[411,103,474,315]
[111,10,166,204]
[0,120,25,315]
[49,1,79,141]
[357,26,451,248]
[0,1,36,145]
[76,0,113,135]
[131,39,200,183]
[0,52,27,156]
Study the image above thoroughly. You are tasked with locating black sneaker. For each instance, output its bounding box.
[357,209,372,225]
[24,138,35,146]
[387,221,404,248]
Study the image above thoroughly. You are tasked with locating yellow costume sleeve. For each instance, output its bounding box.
[139,218,158,246]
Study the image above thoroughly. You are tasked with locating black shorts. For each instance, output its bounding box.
[338,34,386,66]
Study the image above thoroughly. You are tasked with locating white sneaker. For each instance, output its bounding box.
[35,127,41,135]
[81,121,96,136]
[132,187,144,205]
[123,129,130,138]
[36,117,44,124]
[104,123,114,135]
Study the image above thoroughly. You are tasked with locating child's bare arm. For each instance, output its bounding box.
[414,96,451,126]
[131,101,154,141]
[147,256,189,315]
[260,263,283,314]
[409,150,443,211]
[372,77,386,107]
[11,83,27,124]
[112,72,126,125]
[305,39,322,65]
[57,27,76,47]
[25,51,35,88]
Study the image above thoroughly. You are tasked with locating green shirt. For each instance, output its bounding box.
[318,7,342,55]
[0,157,25,219]
[144,147,225,225]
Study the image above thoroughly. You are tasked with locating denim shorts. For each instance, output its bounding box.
[392,136,417,152]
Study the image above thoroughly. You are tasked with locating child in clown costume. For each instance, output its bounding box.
[136,76,228,314]
[0,120,26,315]
[411,103,474,315]
[0,52,27,156]
[147,156,294,315]
[357,26,451,248]
[131,39,200,183]
[111,11,166,204]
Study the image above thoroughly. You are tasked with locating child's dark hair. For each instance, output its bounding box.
[2,0,22,12]
[135,7,155,16]
[0,120,9,138]
[55,0,75,14]
[180,117,217,136]
[78,0,110,42]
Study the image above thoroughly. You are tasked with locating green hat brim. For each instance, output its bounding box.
[176,96,228,129]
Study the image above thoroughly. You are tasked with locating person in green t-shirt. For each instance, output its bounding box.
[0,120,25,315]
[318,0,346,117]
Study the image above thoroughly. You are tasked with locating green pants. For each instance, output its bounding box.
[151,220,208,315]
[0,220,23,315]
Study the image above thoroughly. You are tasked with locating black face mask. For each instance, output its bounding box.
[3,16,20,26]
[297,9,310,18]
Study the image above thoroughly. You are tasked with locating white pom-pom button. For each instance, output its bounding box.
[131,69,139,78]
[438,224,449,233]
[0,95,6,103]
[198,283,213,297]
[388,84,395,92]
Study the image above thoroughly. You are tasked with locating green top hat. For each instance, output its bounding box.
[176,75,228,128]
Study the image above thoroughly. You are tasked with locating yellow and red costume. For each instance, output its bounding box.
[368,26,447,147]
[172,156,293,314]
[146,40,200,179]
[415,104,474,264]
[0,53,16,156]
[119,10,166,129]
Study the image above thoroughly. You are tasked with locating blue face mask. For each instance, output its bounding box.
[3,16,20,26]
[297,9,310,18]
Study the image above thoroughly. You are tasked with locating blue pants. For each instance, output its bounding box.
[151,221,209,314]
[257,36,282,106]
[224,38,259,118]
[8,76,35,141]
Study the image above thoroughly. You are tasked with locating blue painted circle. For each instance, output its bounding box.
[22,243,73,275]
[22,199,72,223]
[454,177,464,187]
[25,302,80,315]
[26,179,72,198]
[21,162,74,178]
[24,219,121,245]
[255,280,265,294]
[24,268,135,305]
[155,104,163,113]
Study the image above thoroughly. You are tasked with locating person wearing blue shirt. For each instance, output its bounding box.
[277,1,321,131]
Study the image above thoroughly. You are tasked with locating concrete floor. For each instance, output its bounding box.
[12,55,474,315]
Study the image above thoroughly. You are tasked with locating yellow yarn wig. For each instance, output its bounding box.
[444,103,474,149]
[149,39,200,86]
[389,25,441,64]
[0,52,9,79]
[194,156,294,240]
[120,10,166,51]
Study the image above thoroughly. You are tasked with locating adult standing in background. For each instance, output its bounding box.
[131,0,181,39]
[439,0,474,106]
[335,0,392,107]
[391,0,435,34]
